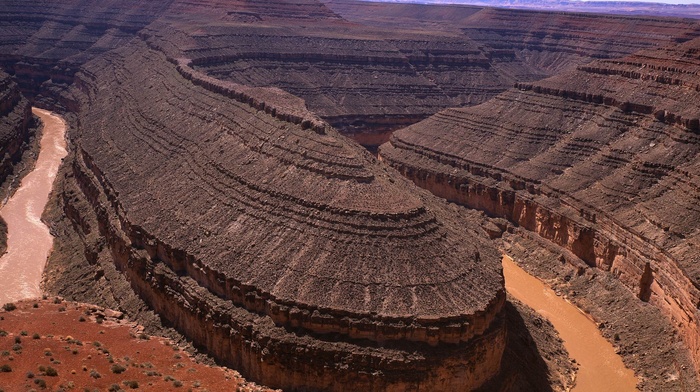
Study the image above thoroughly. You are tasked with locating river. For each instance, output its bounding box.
[0,107,640,391]
[0,108,67,305]
[503,255,638,391]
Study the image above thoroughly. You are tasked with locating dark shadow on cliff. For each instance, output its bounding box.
[478,299,574,391]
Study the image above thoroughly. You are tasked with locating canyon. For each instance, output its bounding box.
[0,108,66,305]
[0,0,699,390]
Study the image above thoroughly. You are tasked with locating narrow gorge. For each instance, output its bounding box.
[0,108,66,305]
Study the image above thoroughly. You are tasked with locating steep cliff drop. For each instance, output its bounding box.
[0,108,66,305]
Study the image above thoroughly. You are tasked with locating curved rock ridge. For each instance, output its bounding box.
[67,37,505,390]
[3,0,699,147]
[380,36,700,376]
[460,8,700,71]
[0,0,174,107]
[171,1,700,146]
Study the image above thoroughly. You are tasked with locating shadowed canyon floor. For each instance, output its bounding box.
[0,0,699,390]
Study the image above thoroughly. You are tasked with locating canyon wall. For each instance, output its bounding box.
[0,70,33,189]
[2,0,698,148]
[156,0,699,147]
[0,0,173,109]
[59,34,507,390]
[380,37,700,376]
[0,70,34,254]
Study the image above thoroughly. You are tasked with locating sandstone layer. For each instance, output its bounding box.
[380,36,700,380]
[0,0,172,110]
[2,0,699,148]
[2,0,699,389]
[154,0,700,147]
[59,29,506,389]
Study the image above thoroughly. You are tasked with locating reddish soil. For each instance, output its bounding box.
[0,299,276,392]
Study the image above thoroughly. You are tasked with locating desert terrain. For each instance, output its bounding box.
[0,0,699,391]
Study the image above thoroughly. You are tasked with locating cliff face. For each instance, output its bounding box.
[156,1,699,147]
[0,70,34,254]
[61,34,506,390]
[380,36,700,376]
[0,0,173,109]
[2,0,698,147]
[0,70,32,185]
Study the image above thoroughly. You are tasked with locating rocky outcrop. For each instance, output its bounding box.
[380,36,700,378]
[62,37,506,391]
[0,70,33,188]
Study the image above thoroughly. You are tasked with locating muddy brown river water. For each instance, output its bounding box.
[0,108,66,305]
[503,255,638,391]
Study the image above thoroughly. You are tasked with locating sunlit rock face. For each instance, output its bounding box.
[66,29,506,392]
[380,36,700,375]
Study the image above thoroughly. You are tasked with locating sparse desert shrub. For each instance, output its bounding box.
[0,364,12,372]
[90,369,101,379]
[53,297,61,304]
[108,384,122,392]
[45,366,58,377]
[32,303,38,308]
[32,333,40,339]
[79,316,86,322]
[26,371,35,378]
[20,330,27,336]
[58,306,66,312]
[93,341,102,348]
[34,378,47,389]
[123,380,139,389]
[0,351,8,356]
[111,364,127,374]
[0,329,6,337]
[2,303,16,311]
[12,343,21,352]
[173,380,183,388]
[14,336,21,344]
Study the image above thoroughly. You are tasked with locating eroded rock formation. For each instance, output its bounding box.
[0,70,34,253]
[60,31,506,390]
[2,0,699,389]
[380,36,700,380]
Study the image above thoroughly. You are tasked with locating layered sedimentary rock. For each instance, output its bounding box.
[0,70,32,187]
[64,34,505,390]
[185,1,700,146]
[0,70,33,253]
[380,36,700,374]
[0,0,172,108]
[2,0,698,147]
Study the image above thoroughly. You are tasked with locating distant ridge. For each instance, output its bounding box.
[367,0,700,18]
